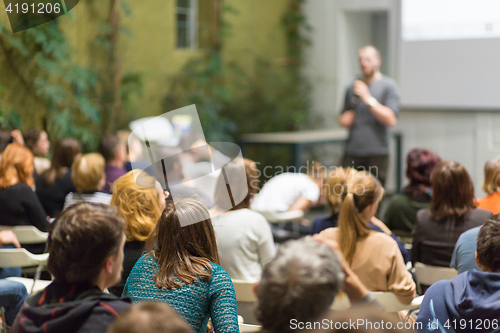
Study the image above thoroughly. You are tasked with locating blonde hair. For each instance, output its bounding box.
[71,153,105,193]
[0,143,34,188]
[338,171,384,264]
[324,167,358,213]
[483,157,500,195]
[111,170,163,242]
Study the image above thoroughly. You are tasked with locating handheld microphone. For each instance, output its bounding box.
[351,75,363,107]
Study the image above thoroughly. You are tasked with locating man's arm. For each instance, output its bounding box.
[353,80,397,127]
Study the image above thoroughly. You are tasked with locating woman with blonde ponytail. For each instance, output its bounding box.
[320,171,415,305]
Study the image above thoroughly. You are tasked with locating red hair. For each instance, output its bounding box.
[0,143,35,188]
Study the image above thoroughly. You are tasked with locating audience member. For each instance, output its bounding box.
[252,164,324,213]
[412,161,492,267]
[320,171,416,304]
[12,203,131,333]
[450,224,481,274]
[108,170,166,296]
[107,302,192,333]
[312,167,410,263]
[211,158,276,281]
[477,157,500,214]
[117,130,148,172]
[0,280,28,327]
[0,129,13,153]
[0,230,22,278]
[416,217,500,332]
[63,153,111,209]
[123,198,239,333]
[36,137,81,217]
[23,128,51,175]
[255,236,382,333]
[305,306,412,333]
[99,134,127,193]
[383,148,440,234]
[0,143,49,232]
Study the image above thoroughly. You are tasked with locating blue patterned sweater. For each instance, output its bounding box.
[123,254,240,333]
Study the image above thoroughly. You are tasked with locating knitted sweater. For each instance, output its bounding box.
[123,254,240,333]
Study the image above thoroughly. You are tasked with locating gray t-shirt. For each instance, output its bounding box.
[342,75,400,156]
[450,226,481,274]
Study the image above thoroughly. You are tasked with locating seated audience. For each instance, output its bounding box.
[450,224,481,274]
[255,236,382,333]
[12,203,131,333]
[412,161,492,267]
[0,143,49,232]
[0,280,28,327]
[416,217,500,332]
[36,137,81,217]
[383,148,440,234]
[123,198,239,333]
[251,164,324,213]
[108,170,166,296]
[107,302,191,333]
[23,128,51,175]
[211,158,276,281]
[99,134,127,193]
[476,157,500,214]
[312,167,410,263]
[63,153,111,209]
[320,171,416,304]
[0,230,22,278]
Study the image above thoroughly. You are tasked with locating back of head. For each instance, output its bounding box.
[213,158,259,210]
[23,129,43,152]
[482,157,500,195]
[72,153,106,192]
[107,302,191,333]
[338,171,384,263]
[147,198,219,289]
[48,203,125,284]
[111,170,163,242]
[476,215,500,272]
[99,134,123,163]
[324,167,358,214]
[430,160,475,221]
[406,148,441,186]
[256,237,344,333]
[44,137,81,186]
[0,143,34,188]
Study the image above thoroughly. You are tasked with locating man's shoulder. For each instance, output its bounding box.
[380,75,399,88]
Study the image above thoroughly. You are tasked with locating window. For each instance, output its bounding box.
[176,0,198,49]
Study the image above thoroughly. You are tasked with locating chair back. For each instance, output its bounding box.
[0,226,48,244]
[239,323,261,332]
[0,248,49,268]
[232,279,257,303]
[331,292,423,313]
[414,262,458,286]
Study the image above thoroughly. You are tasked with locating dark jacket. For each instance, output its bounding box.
[412,208,492,266]
[12,282,131,333]
[416,270,500,333]
[36,170,76,218]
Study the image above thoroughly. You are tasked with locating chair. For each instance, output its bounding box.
[0,248,51,295]
[232,279,257,302]
[239,323,261,332]
[0,226,48,244]
[331,292,423,313]
[414,262,457,295]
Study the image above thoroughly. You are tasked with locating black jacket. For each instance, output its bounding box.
[12,281,131,333]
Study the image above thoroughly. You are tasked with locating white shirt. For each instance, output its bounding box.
[211,209,276,281]
[251,173,320,212]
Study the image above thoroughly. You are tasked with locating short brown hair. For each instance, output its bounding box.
[23,129,43,152]
[147,198,219,289]
[98,134,122,162]
[72,153,105,192]
[47,203,125,284]
[430,161,476,221]
[107,302,191,333]
[482,157,500,195]
[476,215,500,272]
[213,158,259,210]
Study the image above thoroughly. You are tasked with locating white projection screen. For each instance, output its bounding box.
[400,0,500,109]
